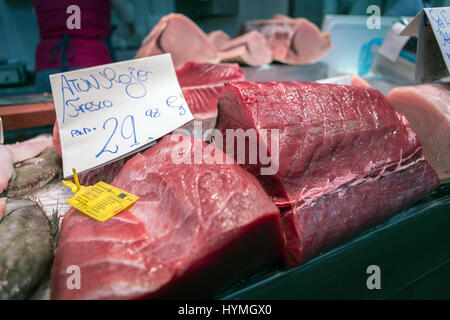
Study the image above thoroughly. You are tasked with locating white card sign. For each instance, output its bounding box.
[378,22,410,62]
[401,7,450,83]
[425,7,450,72]
[50,54,194,178]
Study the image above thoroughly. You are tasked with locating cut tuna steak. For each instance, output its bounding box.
[176,62,245,119]
[216,81,439,265]
[207,30,230,50]
[218,31,273,67]
[387,83,450,184]
[135,14,219,69]
[240,17,331,65]
[182,86,224,119]
[51,134,284,299]
[176,61,245,87]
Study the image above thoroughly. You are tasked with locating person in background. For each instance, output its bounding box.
[33,0,134,93]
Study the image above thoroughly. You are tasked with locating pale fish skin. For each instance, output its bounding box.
[5,145,62,198]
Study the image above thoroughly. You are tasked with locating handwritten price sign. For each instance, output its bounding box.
[50,54,194,178]
[402,7,450,82]
[425,7,450,71]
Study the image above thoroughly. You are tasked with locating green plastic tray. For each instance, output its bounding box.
[216,183,450,300]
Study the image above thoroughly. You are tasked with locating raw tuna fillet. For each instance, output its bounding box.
[218,31,273,67]
[216,81,439,265]
[135,13,219,69]
[176,62,245,119]
[51,134,284,299]
[176,61,245,88]
[0,147,14,194]
[240,17,331,65]
[207,30,230,50]
[387,83,450,184]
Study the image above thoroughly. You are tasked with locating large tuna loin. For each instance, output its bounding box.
[51,135,284,299]
[387,83,450,183]
[240,16,331,65]
[176,61,245,119]
[216,81,439,265]
[135,13,219,69]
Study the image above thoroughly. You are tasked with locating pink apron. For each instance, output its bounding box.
[33,0,113,72]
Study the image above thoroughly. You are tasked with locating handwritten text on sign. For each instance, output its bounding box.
[425,7,450,71]
[50,54,194,178]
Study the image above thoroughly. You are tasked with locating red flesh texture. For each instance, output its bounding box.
[51,135,284,299]
[176,62,245,119]
[182,87,224,119]
[135,14,218,69]
[387,83,450,184]
[175,61,245,87]
[216,81,439,265]
[240,18,331,65]
[218,31,273,67]
[281,155,438,265]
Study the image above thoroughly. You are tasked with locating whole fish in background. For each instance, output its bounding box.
[0,198,55,299]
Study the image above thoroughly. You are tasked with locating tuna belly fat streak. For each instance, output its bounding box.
[216,81,440,266]
[51,134,284,299]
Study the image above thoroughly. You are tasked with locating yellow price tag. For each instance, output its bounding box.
[63,169,139,222]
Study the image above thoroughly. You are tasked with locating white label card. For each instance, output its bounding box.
[378,22,410,62]
[50,54,194,178]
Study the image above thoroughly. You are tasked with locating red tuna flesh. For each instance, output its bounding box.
[50,134,284,299]
[216,81,439,265]
[176,62,245,119]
